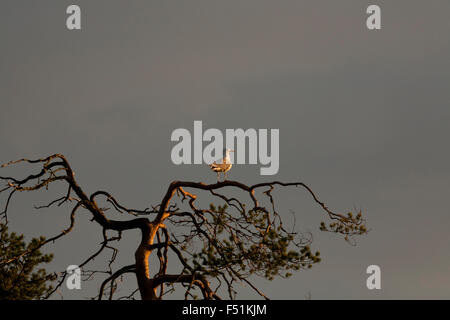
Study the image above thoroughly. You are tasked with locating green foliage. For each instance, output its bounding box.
[0,223,55,300]
[319,211,368,243]
[167,188,368,298]
[183,204,321,286]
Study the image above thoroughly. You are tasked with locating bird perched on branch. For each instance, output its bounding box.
[209,148,234,182]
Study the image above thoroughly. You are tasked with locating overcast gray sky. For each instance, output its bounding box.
[1,0,450,299]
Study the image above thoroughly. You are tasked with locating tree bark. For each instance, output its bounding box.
[134,222,159,300]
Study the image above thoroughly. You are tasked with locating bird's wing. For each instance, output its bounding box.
[210,162,230,172]
[210,162,232,172]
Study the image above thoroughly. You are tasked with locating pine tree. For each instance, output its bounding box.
[0,223,55,299]
[0,154,367,299]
